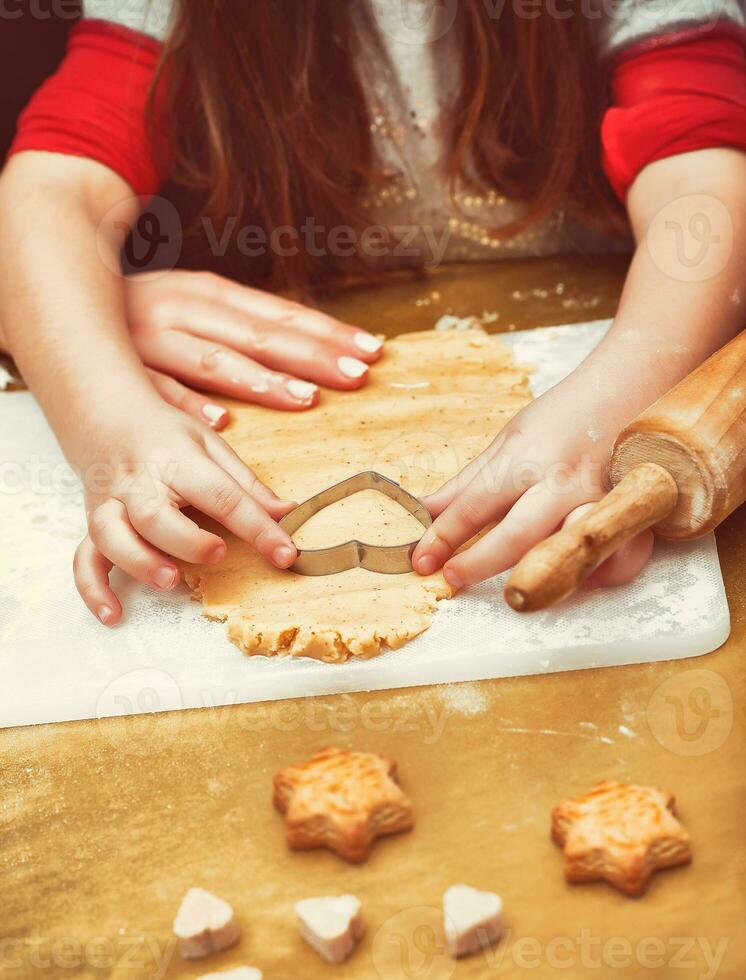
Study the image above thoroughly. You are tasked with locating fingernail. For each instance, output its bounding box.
[207,542,226,563]
[354,332,383,354]
[417,554,437,576]
[444,567,463,591]
[202,403,228,427]
[272,545,295,568]
[153,566,177,590]
[338,356,368,379]
[286,379,318,402]
[98,604,113,625]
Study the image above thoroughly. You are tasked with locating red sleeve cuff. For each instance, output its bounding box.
[602,34,746,200]
[7,19,167,196]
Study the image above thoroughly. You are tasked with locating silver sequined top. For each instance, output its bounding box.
[84,0,745,262]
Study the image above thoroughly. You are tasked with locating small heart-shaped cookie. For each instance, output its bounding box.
[443,884,504,959]
[173,887,240,959]
[295,894,365,963]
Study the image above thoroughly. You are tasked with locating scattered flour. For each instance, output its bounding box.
[439,683,488,716]
[492,725,614,745]
[433,311,498,333]
[434,314,480,332]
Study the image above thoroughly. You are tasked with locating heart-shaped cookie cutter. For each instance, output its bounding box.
[279,470,432,575]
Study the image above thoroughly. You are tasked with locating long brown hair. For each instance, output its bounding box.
[153,0,622,290]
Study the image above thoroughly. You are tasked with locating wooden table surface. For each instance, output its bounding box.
[3,256,744,980]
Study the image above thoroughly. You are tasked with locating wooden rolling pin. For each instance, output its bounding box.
[505,330,746,612]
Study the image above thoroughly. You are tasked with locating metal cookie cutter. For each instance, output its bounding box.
[279,470,432,576]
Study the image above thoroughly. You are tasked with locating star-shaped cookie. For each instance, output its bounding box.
[551,780,692,896]
[273,747,414,863]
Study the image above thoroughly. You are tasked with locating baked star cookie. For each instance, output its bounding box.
[273,747,413,863]
[551,780,692,896]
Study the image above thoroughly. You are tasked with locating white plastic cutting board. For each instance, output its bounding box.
[0,321,730,728]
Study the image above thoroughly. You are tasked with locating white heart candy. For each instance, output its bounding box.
[295,894,365,963]
[443,884,504,959]
[173,887,240,959]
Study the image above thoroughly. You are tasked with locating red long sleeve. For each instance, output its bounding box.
[602,32,746,199]
[8,20,166,196]
[9,18,746,208]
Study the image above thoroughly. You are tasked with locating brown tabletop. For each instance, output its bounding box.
[3,256,744,980]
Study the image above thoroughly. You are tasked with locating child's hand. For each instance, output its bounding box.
[73,404,297,626]
[412,381,654,592]
[414,148,746,598]
[125,270,383,427]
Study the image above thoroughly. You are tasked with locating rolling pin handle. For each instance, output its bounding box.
[504,463,679,612]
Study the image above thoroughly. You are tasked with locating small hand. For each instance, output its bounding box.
[73,404,297,626]
[125,270,383,428]
[412,390,653,592]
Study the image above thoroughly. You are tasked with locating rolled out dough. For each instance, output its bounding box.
[184,329,532,662]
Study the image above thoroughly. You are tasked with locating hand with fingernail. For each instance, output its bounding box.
[125,270,382,429]
[411,362,656,595]
[72,402,302,627]
[68,270,381,625]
